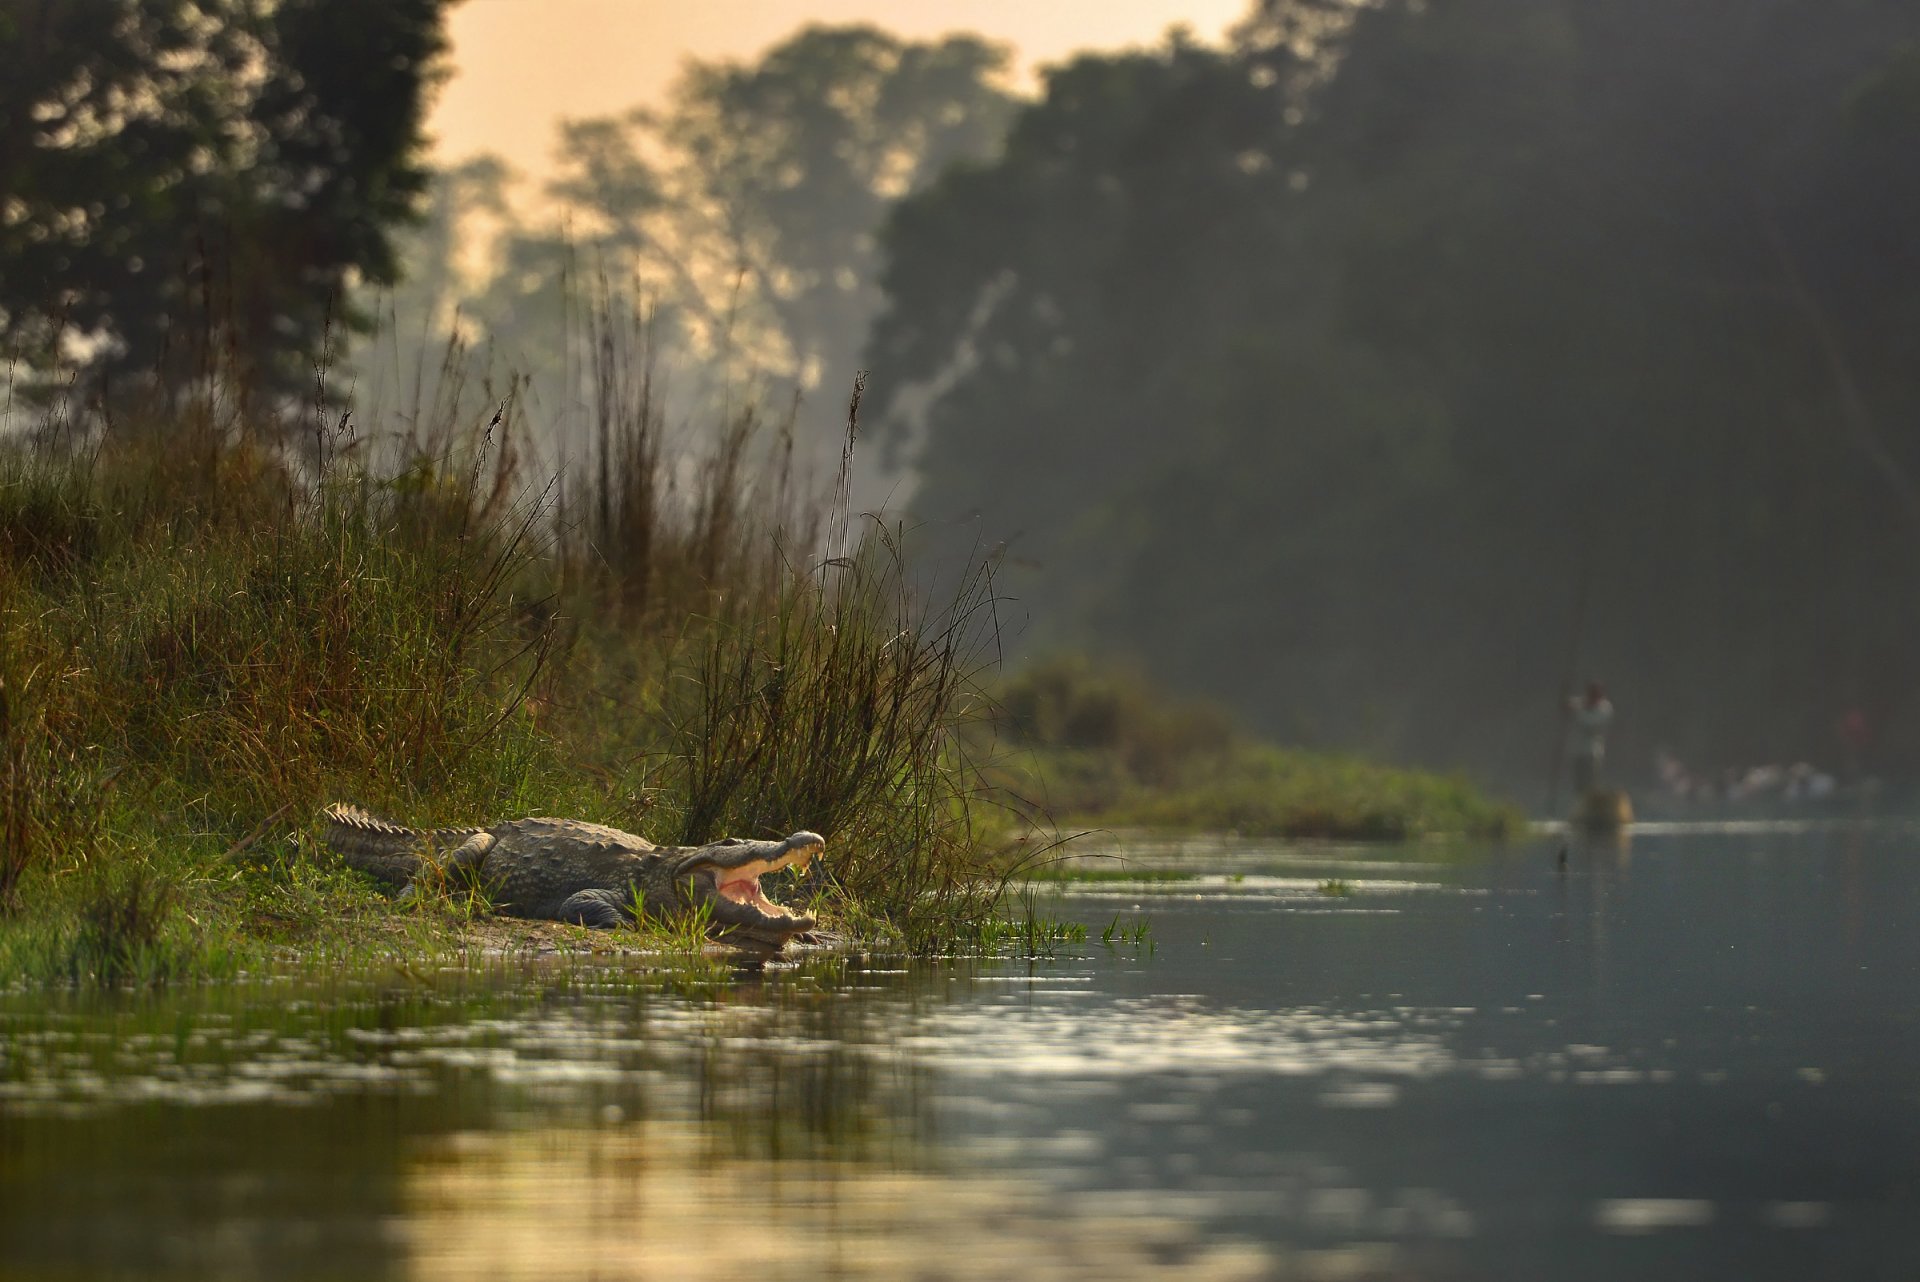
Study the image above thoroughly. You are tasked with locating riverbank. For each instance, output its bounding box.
[0,363,1012,985]
[982,657,1523,842]
[0,384,1515,987]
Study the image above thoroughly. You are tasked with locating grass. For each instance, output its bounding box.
[953,893,1088,959]
[0,303,1024,985]
[1099,915,1154,951]
[980,655,1524,841]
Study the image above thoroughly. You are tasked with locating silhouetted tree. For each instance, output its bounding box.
[0,0,451,399]
[656,24,1018,394]
[427,24,1016,501]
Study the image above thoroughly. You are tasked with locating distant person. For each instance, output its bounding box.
[1838,707,1872,780]
[1567,681,1614,795]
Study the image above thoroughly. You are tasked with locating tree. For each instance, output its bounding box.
[430,24,1017,503]
[656,24,1017,398]
[868,0,1920,783]
[0,0,452,400]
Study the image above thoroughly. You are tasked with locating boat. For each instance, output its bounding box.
[1572,788,1634,833]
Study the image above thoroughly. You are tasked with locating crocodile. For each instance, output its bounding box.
[320,804,823,949]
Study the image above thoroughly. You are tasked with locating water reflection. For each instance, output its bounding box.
[405,1123,1282,1281]
[6,824,1920,1278]
[903,994,1458,1078]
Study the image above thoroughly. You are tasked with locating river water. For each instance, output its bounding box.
[4,823,1919,1280]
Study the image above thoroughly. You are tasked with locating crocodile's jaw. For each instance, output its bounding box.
[681,833,823,948]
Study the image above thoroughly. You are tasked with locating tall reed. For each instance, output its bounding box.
[543,303,1015,943]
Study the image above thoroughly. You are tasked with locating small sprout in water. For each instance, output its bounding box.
[1316,879,1352,897]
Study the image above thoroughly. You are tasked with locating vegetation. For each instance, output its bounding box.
[1,0,451,395]
[0,5,1553,991]
[0,346,1521,986]
[985,657,1522,840]
[959,891,1089,960]
[0,330,1011,985]
[869,0,1920,789]
[1099,915,1154,951]
[369,24,1019,503]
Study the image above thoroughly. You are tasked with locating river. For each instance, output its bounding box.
[4,823,1918,1280]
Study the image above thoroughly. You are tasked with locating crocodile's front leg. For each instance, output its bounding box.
[555,888,632,929]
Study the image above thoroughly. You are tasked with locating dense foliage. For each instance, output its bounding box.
[868,0,1920,790]
[0,0,449,396]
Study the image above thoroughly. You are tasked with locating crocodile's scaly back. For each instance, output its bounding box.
[477,817,670,921]
[321,803,485,890]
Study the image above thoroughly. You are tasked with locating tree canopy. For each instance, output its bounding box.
[868,0,1920,785]
[377,24,1017,500]
[1,0,450,398]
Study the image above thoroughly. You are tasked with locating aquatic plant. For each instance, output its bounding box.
[955,888,1089,959]
[1100,915,1154,951]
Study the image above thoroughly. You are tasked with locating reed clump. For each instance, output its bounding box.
[663,522,1010,948]
[64,865,194,985]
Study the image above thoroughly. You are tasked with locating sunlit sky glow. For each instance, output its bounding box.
[429,0,1250,185]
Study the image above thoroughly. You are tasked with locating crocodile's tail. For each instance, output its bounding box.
[320,803,486,890]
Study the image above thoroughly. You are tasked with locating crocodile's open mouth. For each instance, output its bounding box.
[714,840,817,917]
[685,831,824,944]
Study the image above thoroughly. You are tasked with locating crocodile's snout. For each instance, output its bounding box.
[680,831,824,945]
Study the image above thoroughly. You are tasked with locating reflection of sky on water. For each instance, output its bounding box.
[0,987,1492,1110]
[1050,873,1456,903]
[898,990,1460,1078]
[405,1123,1290,1282]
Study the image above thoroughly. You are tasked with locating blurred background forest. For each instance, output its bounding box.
[7,0,1920,800]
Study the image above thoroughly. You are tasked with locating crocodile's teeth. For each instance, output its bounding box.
[790,848,812,875]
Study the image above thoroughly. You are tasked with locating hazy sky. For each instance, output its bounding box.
[429,0,1249,184]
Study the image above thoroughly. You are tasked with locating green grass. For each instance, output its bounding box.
[981,655,1524,841]
[0,338,1017,984]
[1099,915,1154,951]
[952,897,1088,959]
